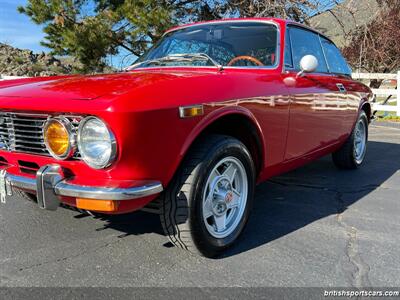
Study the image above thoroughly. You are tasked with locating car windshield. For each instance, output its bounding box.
[128,22,278,70]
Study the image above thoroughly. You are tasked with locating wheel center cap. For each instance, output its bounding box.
[213,201,227,216]
[225,191,233,203]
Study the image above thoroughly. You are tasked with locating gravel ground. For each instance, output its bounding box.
[0,125,399,288]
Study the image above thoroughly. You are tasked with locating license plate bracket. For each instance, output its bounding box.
[0,169,7,203]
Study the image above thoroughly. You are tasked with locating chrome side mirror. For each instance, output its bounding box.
[297,55,318,77]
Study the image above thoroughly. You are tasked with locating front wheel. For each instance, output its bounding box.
[159,134,255,257]
[332,111,368,169]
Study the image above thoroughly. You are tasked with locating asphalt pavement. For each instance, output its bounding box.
[0,124,399,288]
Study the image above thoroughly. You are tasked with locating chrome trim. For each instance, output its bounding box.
[6,173,36,191]
[336,83,347,93]
[318,34,330,74]
[285,20,334,45]
[43,117,77,160]
[36,164,62,210]
[5,168,163,201]
[77,116,118,169]
[0,112,48,154]
[54,180,163,200]
[0,112,83,159]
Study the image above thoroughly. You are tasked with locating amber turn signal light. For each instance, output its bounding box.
[44,118,73,159]
[179,105,204,118]
[76,198,119,212]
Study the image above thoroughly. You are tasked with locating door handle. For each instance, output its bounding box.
[336,83,347,93]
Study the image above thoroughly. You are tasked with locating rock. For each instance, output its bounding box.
[0,43,80,77]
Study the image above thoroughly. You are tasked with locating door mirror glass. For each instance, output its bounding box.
[300,55,318,73]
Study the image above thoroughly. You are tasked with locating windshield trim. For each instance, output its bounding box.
[135,20,281,71]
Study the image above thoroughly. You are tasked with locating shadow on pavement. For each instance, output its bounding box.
[69,140,400,257]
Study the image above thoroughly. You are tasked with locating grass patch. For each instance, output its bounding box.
[375,114,400,122]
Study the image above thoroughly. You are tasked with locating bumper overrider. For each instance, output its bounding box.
[1,164,163,211]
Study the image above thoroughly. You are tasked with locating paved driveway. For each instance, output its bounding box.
[0,124,399,287]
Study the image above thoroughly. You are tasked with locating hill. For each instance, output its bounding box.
[0,43,81,77]
[310,0,379,47]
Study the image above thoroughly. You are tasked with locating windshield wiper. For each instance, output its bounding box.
[125,53,222,71]
[170,53,222,68]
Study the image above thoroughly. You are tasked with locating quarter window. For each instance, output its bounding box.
[320,37,352,75]
[288,26,328,73]
[284,28,293,68]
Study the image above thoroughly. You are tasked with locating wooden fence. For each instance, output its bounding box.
[353,72,400,117]
[0,75,28,81]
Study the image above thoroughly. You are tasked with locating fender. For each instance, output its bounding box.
[359,97,372,121]
[176,105,267,174]
[340,94,372,148]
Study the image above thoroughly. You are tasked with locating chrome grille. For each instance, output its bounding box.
[0,112,81,158]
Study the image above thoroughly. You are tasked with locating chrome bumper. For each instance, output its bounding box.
[4,164,163,211]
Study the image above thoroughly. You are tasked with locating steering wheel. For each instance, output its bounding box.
[227,56,264,67]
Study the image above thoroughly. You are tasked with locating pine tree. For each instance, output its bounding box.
[18,0,326,73]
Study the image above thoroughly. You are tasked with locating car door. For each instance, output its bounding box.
[283,25,348,160]
[319,36,355,135]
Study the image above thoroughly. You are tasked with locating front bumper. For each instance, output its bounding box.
[3,164,163,211]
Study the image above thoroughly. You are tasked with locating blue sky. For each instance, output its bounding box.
[0,0,47,52]
[0,0,132,68]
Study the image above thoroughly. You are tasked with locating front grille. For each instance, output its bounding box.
[0,112,82,158]
[18,160,40,174]
[0,156,9,166]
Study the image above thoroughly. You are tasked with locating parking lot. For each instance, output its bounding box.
[0,124,399,287]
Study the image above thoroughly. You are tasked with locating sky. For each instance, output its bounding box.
[0,0,132,68]
[0,0,47,52]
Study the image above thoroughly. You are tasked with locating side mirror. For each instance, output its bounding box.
[297,55,318,77]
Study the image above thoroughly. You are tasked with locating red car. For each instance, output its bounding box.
[0,18,372,257]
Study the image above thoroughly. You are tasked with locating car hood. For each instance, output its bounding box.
[0,71,214,100]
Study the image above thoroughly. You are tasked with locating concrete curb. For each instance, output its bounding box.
[371,120,400,130]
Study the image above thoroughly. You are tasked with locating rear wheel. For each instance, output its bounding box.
[332,111,368,169]
[159,134,255,257]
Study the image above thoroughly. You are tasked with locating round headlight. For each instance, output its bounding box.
[44,118,75,159]
[77,117,117,169]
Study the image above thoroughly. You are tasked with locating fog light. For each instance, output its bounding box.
[76,198,119,212]
[44,118,75,159]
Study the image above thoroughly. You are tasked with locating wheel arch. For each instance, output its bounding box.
[360,101,372,123]
[179,107,266,178]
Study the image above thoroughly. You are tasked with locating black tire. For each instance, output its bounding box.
[332,111,368,169]
[160,134,256,257]
[14,189,37,202]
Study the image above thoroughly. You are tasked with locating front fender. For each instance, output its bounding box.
[180,105,265,158]
[155,105,267,188]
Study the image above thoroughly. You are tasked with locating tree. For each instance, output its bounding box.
[221,0,326,22]
[342,3,400,76]
[19,0,332,73]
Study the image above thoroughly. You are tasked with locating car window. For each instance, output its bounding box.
[320,37,352,75]
[133,22,278,68]
[288,26,328,73]
[284,28,293,68]
[166,39,234,66]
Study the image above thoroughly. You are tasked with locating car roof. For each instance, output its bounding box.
[164,17,334,44]
[164,17,283,34]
